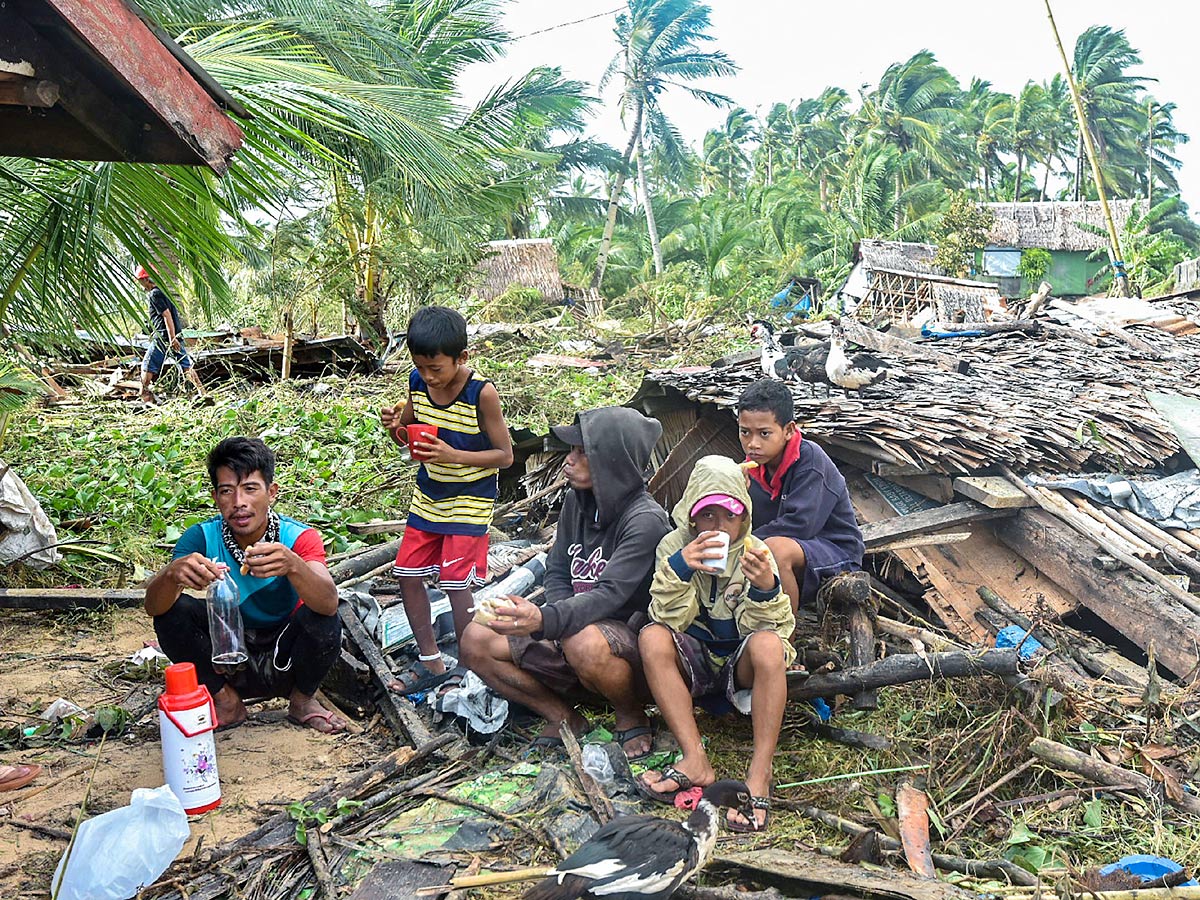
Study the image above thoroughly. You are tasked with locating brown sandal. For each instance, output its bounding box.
[726,794,771,833]
[636,765,694,805]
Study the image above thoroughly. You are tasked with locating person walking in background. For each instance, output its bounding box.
[135,265,207,404]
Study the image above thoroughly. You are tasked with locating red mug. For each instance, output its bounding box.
[406,424,438,460]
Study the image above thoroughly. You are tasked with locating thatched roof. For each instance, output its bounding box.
[855,240,940,275]
[983,200,1148,252]
[473,239,563,302]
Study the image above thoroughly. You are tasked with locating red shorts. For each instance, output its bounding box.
[393,527,488,590]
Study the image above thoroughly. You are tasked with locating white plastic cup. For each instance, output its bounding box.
[708,531,731,573]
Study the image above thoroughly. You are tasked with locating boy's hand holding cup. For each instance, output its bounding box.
[683,531,730,574]
[406,424,440,461]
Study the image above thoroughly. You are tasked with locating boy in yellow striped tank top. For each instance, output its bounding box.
[381,307,514,692]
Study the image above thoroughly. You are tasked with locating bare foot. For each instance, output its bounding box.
[212,684,248,729]
[288,692,347,734]
[140,391,158,405]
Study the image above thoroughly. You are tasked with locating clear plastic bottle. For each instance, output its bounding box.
[207,566,247,666]
[471,553,548,606]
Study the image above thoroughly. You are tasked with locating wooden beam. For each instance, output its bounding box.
[991,509,1200,679]
[787,649,1019,700]
[952,476,1035,509]
[859,501,1017,550]
[840,317,970,374]
[0,77,59,107]
[0,587,143,610]
[890,474,954,503]
[1048,299,1163,357]
[338,603,432,746]
[866,532,972,554]
[346,520,407,536]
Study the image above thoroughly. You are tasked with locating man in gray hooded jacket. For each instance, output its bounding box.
[460,407,670,759]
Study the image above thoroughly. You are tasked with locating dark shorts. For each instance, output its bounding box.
[789,536,862,606]
[509,619,639,698]
[142,336,193,374]
[668,629,755,715]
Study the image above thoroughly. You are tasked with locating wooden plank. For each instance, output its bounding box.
[859,501,1017,549]
[347,520,406,536]
[349,860,455,900]
[840,317,970,374]
[1049,299,1164,357]
[867,532,972,554]
[338,603,433,746]
[952,476,1036,509]
[716,847,979,900]
[0,588,144,610]
[992,509,1200,678]
[890,474,954,504]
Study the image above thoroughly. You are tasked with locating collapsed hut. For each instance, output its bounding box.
[472,238,565,304]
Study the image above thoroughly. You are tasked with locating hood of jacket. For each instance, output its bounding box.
[577,407,662,527]
[670,455,753,548]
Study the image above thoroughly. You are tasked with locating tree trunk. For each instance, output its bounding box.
[590,101,643,291]
[1073,132,1084,200]
[636,129,664,276]
[1041,158,1052,200]
[1013,152,1024,202]
[766,143,773,186]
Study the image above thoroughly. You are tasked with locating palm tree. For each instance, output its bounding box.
[857,51,967,227]
[591,0,737,288]
[757,103,793,185]
[703,107,757,194]
[1070,25,1148,199]
[799,88,851,212]
[961,79,1012,200]
[1141,98,1188,204]
[1038,74,1077,200]
[1010,82,1053,201]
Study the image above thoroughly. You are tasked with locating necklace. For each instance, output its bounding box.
[221,509,280,564]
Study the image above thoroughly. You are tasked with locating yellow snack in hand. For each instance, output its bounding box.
[739,460,759,471]
[472,595,514,626]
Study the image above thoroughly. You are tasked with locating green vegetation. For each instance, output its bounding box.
[1018,248,1054,284]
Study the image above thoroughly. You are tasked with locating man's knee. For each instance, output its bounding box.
[460,622,510,670]
[747,630,785,668]
[294,605,340,641]
[153,593,204,635]
[561,625,616,678]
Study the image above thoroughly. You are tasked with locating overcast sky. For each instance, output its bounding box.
[459,0,1199,210]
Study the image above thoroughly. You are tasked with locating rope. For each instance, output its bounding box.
[511,7,622,41]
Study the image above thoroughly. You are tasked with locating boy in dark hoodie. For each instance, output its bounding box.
[737,379,864,616]
[460,407,671,759]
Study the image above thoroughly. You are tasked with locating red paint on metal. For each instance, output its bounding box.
[44,0,243,173]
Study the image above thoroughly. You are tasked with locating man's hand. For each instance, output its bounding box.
[242,542,300,580]
[681,531,728,574]
[741,545,776,591]
[170,553,226,590]
[485,595,543,636]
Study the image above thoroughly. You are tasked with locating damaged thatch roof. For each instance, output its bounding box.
[638,318,1200,477]
[854,240,941,275]
[472,238,564,302]
[983,200,1148,252]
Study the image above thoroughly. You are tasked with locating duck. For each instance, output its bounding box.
[825,321,888,391]
[749,319,827,383]
[524,780,753,900]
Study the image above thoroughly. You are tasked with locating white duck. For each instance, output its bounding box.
[826,321,888,391]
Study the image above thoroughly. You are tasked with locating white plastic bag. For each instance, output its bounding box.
[52,784,190,900]
[582,744,615,786]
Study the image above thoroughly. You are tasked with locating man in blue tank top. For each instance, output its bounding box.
[143,437,346,733]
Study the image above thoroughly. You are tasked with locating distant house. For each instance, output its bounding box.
[839,239,1005,324]
[472,238,564,303]
[979,200,1148,297]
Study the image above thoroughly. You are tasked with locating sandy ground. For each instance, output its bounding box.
[0,606,389,898]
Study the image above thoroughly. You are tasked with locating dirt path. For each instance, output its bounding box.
[0,607,388,896]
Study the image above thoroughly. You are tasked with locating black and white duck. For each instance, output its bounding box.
[750,319,828,384]
[825,321,888,391]
[524,780,753,900]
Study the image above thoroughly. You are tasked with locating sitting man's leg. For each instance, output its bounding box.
[282,606,347,733]
[459,621,587,742]
[727,630,786,831]
[637,624,715,795]
[153,593,247,728]
[764,536,806,617]
[560,622,652,759]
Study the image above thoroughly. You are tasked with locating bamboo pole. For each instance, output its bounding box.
[1043,0,1131,297]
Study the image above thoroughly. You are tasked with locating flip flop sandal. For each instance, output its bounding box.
[726,794,772,833]
[391,660,452,696]
[433,664,468,700]
[0,764,42,793]
[635,765,695,805]
[614,723,655,762]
